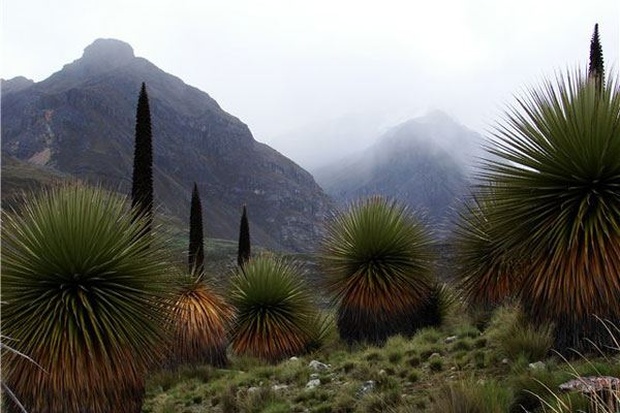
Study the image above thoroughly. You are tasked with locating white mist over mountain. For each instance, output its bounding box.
[3,0,618,161]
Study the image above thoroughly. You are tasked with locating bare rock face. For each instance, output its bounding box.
[1,38,333,251]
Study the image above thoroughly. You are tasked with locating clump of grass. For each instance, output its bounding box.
[509,369,572,413]
[364,349,384,363]
[486,304,554,362]
[455,324,483,339]
[429,379,513,413]
[406,354,421,368]
[358,388,402,413]
[387,351,403,365]
[471,350,487,369]
[451,338,474,352]
[428,357,443,372]
[236,386,287,413]
[413,327,443,345]
[407,370,421,383]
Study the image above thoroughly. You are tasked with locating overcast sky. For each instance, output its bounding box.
[2,0,619,156]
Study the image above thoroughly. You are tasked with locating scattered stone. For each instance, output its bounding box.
[528,361,545,370]
[357,380,376,397]
[247,386,260,393]
[289,356,299,361]
[379,369,387,376]
[559,376,620,394]
[428,353,441,360]
[306,379,321,389]
[559,376,620,410]
[310,373,320,380]
[272,384,289,391]
[444,335,458,343]
[450,367,457,371]
[308,360,330,371]
[501,358,510,365]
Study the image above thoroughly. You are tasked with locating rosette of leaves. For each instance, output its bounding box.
[229,255,319,362]
[168,273,234,368]
[1,184,173,413]
[483,71,620,351]
[320,196,437,345]
[453,195,522,314]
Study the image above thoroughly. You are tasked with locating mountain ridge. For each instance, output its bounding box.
[1,38,333,252]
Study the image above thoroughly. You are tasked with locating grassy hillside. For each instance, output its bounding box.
[1,155,70,209]
[142,305,620,413]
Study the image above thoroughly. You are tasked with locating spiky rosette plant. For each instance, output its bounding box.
[229,255,318,362]
[320,196,437,345]
[453,195,522,312]
[169,274,234,368]
[483,71,620,352]
[1,184,173,413]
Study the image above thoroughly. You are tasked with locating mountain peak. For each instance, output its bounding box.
[1,76,35,94]
[47,38,137,85]
[419,109,456,125]
[81,38,135,67]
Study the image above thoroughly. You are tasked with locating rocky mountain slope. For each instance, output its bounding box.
[1,38,332,251]
[314,111,484,230]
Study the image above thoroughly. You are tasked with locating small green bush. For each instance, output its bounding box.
[486,304,554,362]
[428,357,443,372]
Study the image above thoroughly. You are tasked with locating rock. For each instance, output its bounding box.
[289,356,299,361]
[444,335,457,343]
[501,358,510,365]
[247,386,260,393]
[357,380,376,397]
[428,353,441,360]
[559,376,620,394]
[379,369,387,376]
[306,379,321,389]
[528,361,545,370]
[272,384,289,391]
[308,360,329,371]
[310,373,320,380]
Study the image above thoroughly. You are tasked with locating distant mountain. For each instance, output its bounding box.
[1,38,332,251]
[314,111,484,230]
[1,76,35,94]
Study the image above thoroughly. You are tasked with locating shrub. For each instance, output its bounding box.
[320,196,437,345]
[229,255,320,362]
[486,304,554,362]
[452,196,521,313]
[483,71,620,352]
[168,274,234,368]
[1,184,173,413]
[428,357,443,372]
